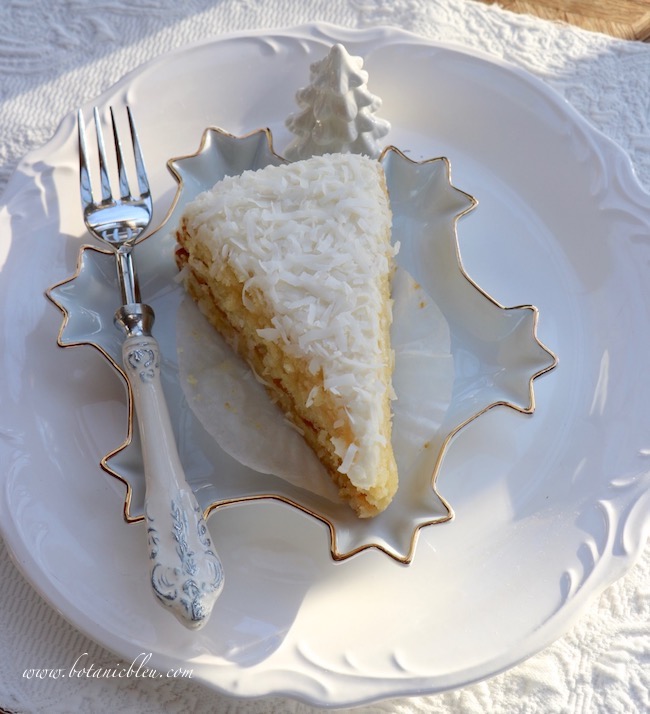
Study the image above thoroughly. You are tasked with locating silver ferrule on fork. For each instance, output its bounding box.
[115,302,154,338]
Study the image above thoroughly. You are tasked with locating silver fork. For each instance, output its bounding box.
[78,106,224,629]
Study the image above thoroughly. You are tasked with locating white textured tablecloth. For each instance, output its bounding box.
[1,1,649,712]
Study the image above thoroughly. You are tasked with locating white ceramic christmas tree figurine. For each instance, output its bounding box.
[284,43,390,161]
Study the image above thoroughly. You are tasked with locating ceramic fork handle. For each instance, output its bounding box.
[120,323,224,630]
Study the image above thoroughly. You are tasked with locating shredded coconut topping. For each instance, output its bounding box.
[182,153,396,490]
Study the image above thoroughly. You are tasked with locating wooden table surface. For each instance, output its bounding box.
[475,0,650,40]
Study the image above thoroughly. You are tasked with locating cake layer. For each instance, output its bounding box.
[175,153,398,517]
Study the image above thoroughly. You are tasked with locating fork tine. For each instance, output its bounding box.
[110,107,131,200]
[126,106,151,199]
[77,110,94,210]
[93,107,113,204]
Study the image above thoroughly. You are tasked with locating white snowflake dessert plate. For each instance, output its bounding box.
[1,24,649,708]
[47,126,555,561]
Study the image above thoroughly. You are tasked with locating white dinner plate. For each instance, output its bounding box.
[1,23,649,707]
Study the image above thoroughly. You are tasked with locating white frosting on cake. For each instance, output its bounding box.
[182,153,396,491]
